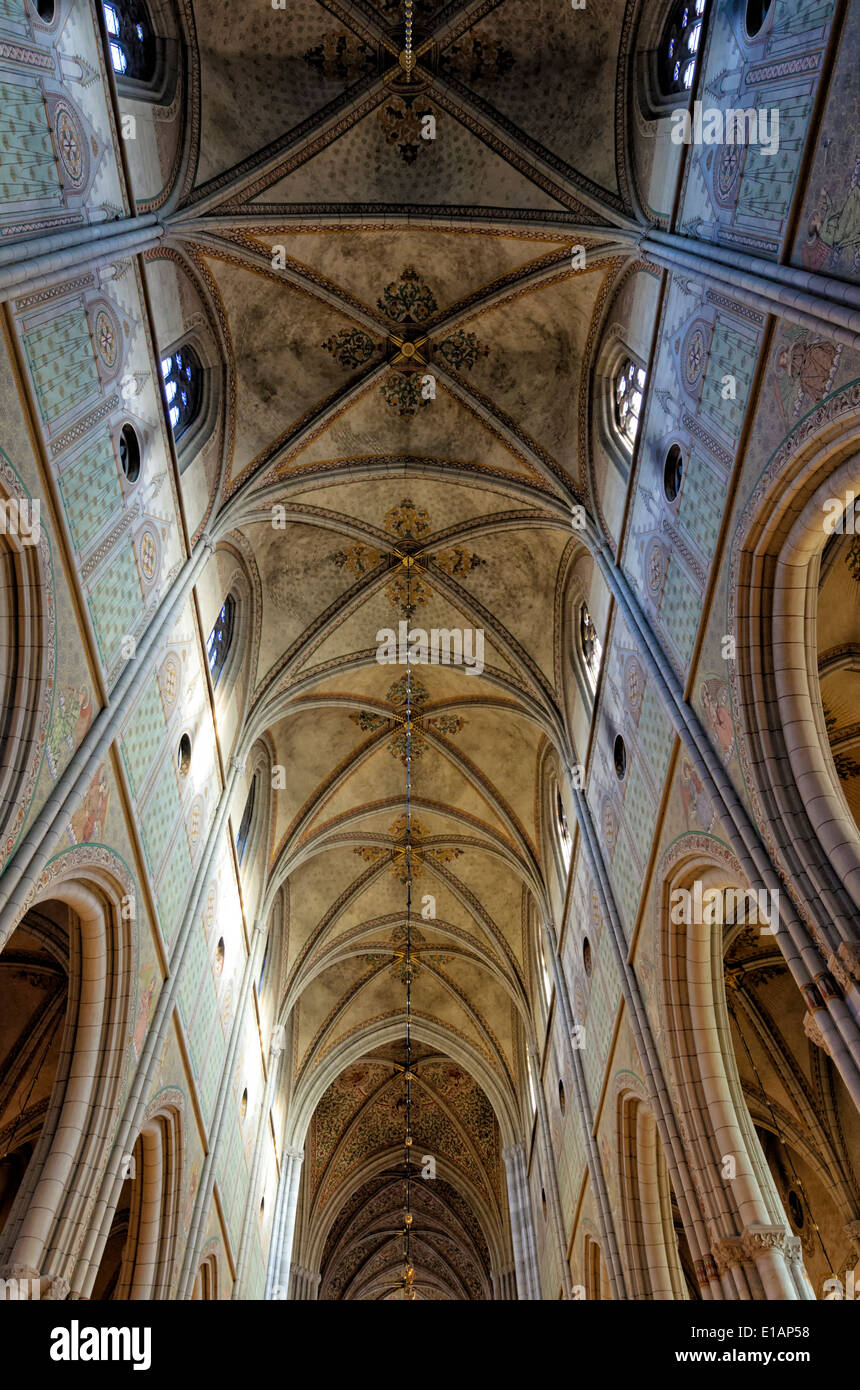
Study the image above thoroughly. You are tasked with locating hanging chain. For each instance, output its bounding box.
[402,0,415,78]
[401,541,416,1300]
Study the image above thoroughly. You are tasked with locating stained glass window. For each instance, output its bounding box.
[160,344,203,440]
[614,357,646,451]
[206,595,235,687]
[102,0,156,81]
[660,0,707,96]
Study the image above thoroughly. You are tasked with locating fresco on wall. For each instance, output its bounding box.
[623,275,763,680]
[690,323,860,807]
[0,0,126,239]
[586,609,676,941]
[678,0,837,259]
[792,0,860,281]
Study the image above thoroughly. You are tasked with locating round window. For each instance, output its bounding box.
[663,443,684,502]
[613,734,627,780]
[177,733,192,776]
[746,0,773,38]
[119,423,141,483]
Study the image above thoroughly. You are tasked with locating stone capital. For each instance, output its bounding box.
[501,1141,526,1168]
[741,1223,798,1262]
[711,1236,744,1275]
[803,1010,831,1056]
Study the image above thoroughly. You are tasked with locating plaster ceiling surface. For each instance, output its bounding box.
[178,0,636,1299]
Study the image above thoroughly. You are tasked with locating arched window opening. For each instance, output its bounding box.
[538,930,553,1010]
[91,1112,182,1300]
[614,357,646,452]
[160,345,203,441]
[663,443,684,502]
[618,1092,697,1299]
[102,0,156,80]
[258,938,269,995]
[558,1079,566,1115]
[236,777,257,866]
[206,594,235,687]
[177,733,192,777]
[745,0,772,39]
[555,786,572,869]
[0,911,67,1241]
[579,603,602,692]
[119,423,141,483]
[659,0,707,97]
[584,1236,612,1301]
[192,1254,218,1301]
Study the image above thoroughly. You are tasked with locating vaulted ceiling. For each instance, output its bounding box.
[167,0,642,1299]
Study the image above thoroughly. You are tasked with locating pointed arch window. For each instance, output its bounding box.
[579,603,602,693]
[236,777,257,866]
[206,595,235,687]
[161,345,203,441]
[102,0,156,80]
[614,357,646,452]
[555,786,572,868]
[659,0,707,97]
[258,938,269,995]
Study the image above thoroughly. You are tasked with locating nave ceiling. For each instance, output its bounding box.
[157,0,638,1298]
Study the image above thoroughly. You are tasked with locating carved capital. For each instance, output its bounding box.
[844,1219,860,1254]
[803,1010,831,1056]
[41,1276,70,1300]
[741,1224,797,1261]
[712,1236,744,1275]
[836,941,860,989]
[502,1141,526,1168]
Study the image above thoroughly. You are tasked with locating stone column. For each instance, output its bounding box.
[529,1043,572,1298]
[290,1264,320,1301]
[502,1141,540,1300]
[0,218,166,304]
[640,232,860,351]
[268,1149,304,1300]
[542,915,625,1299]
[231,1032,285,1298]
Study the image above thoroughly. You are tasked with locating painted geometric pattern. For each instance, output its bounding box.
[699,317,756,444]
[23,307,99,424]
[57,433,122,555]
[609,829,639,940]
[155,835,192,945]
[678,447,723,560]
[176,919,207,1036]
[737,96,814,227]
[244,1242,266,1300]
[215,1121,241,1254]
[219,1117,249,1253]
[622,762,655,863]
[581,936,619,1112]
[186,973,218,1089]
[120,675,167,798]
[140,760,180,875]
[636,685,674,785]
[87,541,142,666]
[198,1019,226,1131]
[661,556,700,666]
[0,80,61,203]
